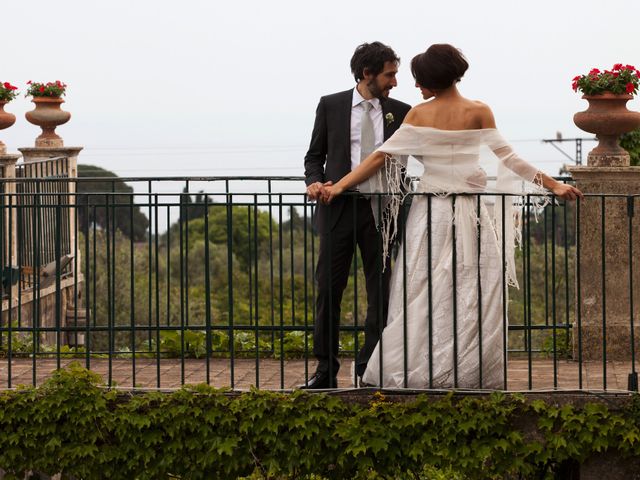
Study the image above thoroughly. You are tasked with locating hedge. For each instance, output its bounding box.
[0,364,639,479]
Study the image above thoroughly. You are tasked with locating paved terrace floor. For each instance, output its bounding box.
[0,358,637,391]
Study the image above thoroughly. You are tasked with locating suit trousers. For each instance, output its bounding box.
[314,195,391,377]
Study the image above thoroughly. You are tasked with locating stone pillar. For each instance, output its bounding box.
[17,147,85,344]
[567,166,640,360]
[0,153,21,267]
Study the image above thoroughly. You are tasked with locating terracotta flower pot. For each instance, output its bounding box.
[25,97,71,148]
[0,100,17,155]
[573,92,640,166]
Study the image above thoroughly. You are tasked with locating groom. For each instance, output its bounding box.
[302,41,411,388]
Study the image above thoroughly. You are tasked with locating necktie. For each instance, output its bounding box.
[359,101,375,195]
[360,101,375,162]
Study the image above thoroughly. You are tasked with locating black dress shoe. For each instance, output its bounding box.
[298,372,338,389]
[357,376,375,388]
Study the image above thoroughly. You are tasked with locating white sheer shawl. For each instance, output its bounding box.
[367,125,547,287]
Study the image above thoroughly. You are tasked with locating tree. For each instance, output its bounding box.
[184,204,275,268]
[620,127,640,166]
[76,164,149,241]
[179,188,214,222]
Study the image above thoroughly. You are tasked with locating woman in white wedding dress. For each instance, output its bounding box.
[322,44,582,389]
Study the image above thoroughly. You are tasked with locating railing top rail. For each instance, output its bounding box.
[0,193,638,205]
[0,175,307,183]
[0,174,575,183]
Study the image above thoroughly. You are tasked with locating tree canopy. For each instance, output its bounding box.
[76,164,149,241]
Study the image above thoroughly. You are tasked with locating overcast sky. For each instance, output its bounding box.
[3,0,639,179]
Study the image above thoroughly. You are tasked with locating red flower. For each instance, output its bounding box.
[572,81,578,92]
[27,80,32,85]
[626,82,635,94]
[39,86,45,93]
[613,63,623,71]
[3,82,10,89]
[572,75,581,81]
[625,64,636,71]
[589,68,601,75]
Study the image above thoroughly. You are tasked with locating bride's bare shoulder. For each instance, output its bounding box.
[469,99,491,112]
[469,100,496,128]
[402,102,432,125]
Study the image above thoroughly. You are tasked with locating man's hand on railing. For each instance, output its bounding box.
[320,183,344,204]
[306,181,332,202]
[306,182,323,201]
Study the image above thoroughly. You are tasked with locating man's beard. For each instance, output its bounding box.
[367,79,391,99]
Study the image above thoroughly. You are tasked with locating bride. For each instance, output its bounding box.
[321,44,582,389]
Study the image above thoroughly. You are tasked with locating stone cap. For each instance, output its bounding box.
[568,166,640,173]
[568,165,640,179]
[0,153,22,164]
[18,146,83,163]
[567,166,640,194]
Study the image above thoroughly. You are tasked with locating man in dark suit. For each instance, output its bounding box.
[302,42,411,388]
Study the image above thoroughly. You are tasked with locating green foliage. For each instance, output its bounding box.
[157,328,347,360]
[158,329,209,359]
[82,203,326,355]
[0,322,34,355]
[540,330,572,359]
[1,366,640,479]
[0,325,89,358]
[178,189,214,223]
[77,164,149,241]
[620,127,640,166]
[180,203,276,269]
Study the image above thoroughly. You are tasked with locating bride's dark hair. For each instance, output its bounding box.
[411,44,468,90]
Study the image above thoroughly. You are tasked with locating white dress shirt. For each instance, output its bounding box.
[350,87,384,172]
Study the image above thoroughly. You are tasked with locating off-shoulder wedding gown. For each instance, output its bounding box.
[361,126,545,389]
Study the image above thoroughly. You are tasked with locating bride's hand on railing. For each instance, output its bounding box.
[320,182,344,204]
[552,182,583,201]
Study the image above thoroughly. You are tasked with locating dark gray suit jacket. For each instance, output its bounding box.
[304,89,411,233]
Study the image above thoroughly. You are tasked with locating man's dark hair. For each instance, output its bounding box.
[350,41,400,82]
[411,44,469,91]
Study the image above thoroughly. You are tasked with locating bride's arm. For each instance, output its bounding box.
[321,151,387,203]
[479,105,583,201]
[537,172,582,200]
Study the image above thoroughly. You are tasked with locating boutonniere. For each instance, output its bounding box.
[385,112,394,126]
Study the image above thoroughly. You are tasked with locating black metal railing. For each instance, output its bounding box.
[0,175,637,392]
[15,157,71,270]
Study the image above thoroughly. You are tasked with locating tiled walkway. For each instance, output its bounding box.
[0,357,636,391]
